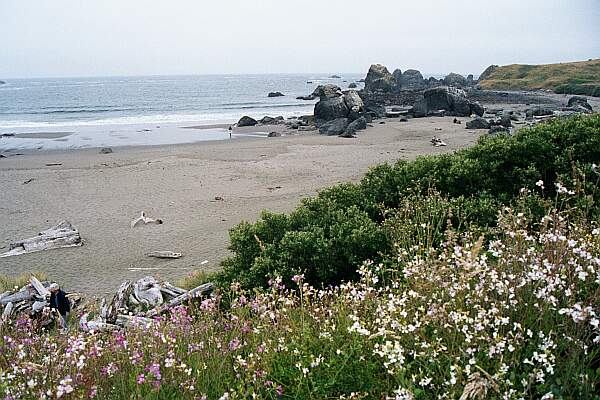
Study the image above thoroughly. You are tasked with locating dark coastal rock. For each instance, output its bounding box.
[315,96,349,122]
[525,107,554,119]
[237,116,258,127]
[424,87,483,117]
[470,101,485,117]
[410,100,429,118]
[268,92,285,98]
[348,82,358,89]
[297,95,316,100]
[428,77,440,86]
[312,84,343,100]
[500,114,512,128]
[567,96,593,113]
[0,80,5,85]
[478,65,499,81]
[260,116,281,125]
[466,74,475,87]
[99,147,113,154]
[466,117,491,129]
[330,75,341,79]
[401,69,426,90]
[392,69,403,87]
[343,90,364,114]
[342,116,367,137]
[411,87,484,118]
[365,64,396,93]
[298,115,315,124]
[319,118,349,135]
[488,126,509,135]
[443,73,467,88]
[312,85,365,123]
[268,132,281,137]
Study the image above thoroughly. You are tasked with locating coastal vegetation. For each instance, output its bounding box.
[1,115,599,398]
[218,114,600,289]
[477,59,600,96]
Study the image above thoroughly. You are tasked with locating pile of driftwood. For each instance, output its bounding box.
[0,221,82,258]
[0,277,83,326]
[81,276,213,331]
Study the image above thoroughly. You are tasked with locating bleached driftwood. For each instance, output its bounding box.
[2,302,14,318]
[32,301,47,313]
[133,276,163,308]
[30,277,50,298]
[131,211,163,228]
[0,289,33,306]
[146,283,214,317]
[148,251,182,259]
[80,313,119,332]
[116,314,153,329]
[0,221,82,258]
[162,282,186,296]
[104,281,131,323]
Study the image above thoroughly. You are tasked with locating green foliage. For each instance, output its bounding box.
[479,59,600,96]
[218,114,600,290]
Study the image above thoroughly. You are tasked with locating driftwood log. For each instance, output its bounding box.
[82,277,214,331]
[0,221,82,258]
[146,283,214,318]
[148,251,182,259]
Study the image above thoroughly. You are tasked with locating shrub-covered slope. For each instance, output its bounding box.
[219,114,600,289]
[478,59,600,96]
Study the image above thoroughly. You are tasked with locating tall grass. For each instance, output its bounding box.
[0,272,48,292]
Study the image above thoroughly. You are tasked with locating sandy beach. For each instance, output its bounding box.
[0,117,483,295]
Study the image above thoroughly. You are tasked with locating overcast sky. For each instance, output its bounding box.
[1,0,598,78]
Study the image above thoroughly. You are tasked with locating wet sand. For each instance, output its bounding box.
[0,117,482,295]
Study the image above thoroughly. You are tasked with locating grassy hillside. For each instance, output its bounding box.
[478,59,600,96]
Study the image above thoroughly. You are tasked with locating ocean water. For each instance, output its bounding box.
[0,74,363,150]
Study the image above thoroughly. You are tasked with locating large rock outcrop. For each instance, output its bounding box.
[365,64,396,93]
[412,86,484,117]
[401,69,426,90]
[313,84,365,125]
[443,73,467,88]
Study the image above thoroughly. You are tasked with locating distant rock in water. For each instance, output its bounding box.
[0,80,5,85]
[443,73,467,88]
[237,116,258,127]
[268,91,285,97]
[365,64,396,93]
[329,75,342,79]
[348,82,357,88]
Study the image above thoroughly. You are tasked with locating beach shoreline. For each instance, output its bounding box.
[0,116,483,295]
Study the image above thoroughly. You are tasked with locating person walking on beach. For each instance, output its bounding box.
[228,125,232,139]
[49,283,70,331]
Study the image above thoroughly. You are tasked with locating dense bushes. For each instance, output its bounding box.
[219,114,600,289]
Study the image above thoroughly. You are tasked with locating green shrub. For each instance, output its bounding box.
[218,114,600,290]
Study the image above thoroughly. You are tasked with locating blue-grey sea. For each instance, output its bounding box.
[0,74,363,150]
